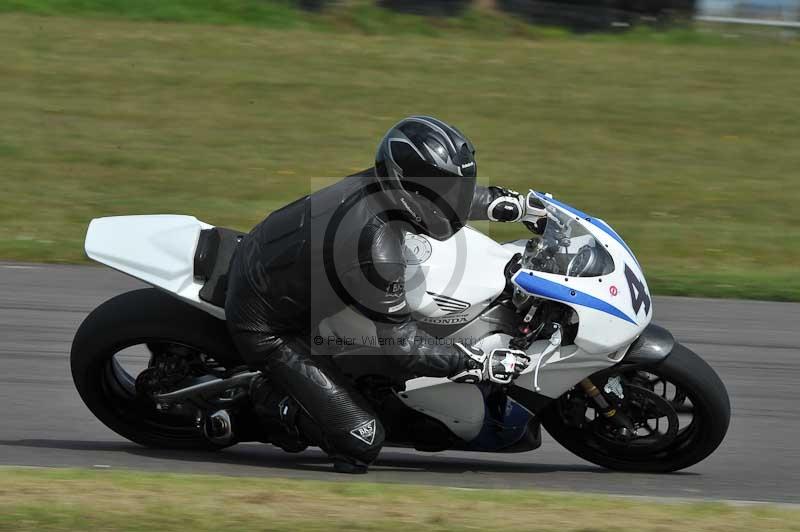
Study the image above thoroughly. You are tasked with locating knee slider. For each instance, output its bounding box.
[331,417,385,465]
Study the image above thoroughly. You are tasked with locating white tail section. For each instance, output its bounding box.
[85,215,225,319]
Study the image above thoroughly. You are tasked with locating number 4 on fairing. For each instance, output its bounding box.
[624,264,651,316]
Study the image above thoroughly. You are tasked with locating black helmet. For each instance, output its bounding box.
[375,116,477,240]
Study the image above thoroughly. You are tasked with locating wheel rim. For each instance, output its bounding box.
[552,367,705,464]
[98,340,223,442]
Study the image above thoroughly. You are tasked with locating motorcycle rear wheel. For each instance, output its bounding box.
[71,288,241,450]
[540,343,730,473]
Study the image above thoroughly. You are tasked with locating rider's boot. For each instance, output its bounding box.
[250,376,370,473]
[249,376,307,453]
[232,328,385,473]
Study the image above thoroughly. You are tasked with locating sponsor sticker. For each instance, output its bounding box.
[350,419,377,445]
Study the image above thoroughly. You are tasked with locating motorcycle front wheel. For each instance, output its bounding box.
[540,343,730,472]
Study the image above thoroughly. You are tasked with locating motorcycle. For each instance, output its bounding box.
[71,190,730,472]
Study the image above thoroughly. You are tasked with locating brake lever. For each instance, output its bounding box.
[528,323,562,392]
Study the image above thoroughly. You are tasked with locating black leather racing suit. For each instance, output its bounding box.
[225,168,513,466]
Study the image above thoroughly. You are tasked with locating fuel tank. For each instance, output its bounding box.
[403,226,515,326]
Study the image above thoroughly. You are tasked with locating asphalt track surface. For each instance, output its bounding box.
[1,262,799,503]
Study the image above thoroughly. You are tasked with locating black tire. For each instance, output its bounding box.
[71,288,241,450]
[540,343,730,472]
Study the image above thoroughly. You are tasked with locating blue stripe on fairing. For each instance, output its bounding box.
[514,271,637,325]
[535,192,639,266]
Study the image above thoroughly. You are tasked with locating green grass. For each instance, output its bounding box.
[0,13,798,300]
[0,0,303,26]
[1,467,799,531]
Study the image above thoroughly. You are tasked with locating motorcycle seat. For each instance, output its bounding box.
[194,227,245,308]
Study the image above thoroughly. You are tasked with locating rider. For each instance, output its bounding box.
[224,116,542,473]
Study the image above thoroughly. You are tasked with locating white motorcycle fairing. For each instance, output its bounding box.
[396,192,652,440]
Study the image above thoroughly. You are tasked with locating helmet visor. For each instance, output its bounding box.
[402,166,476,240]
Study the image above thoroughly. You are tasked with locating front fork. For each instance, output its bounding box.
[579,378,634,435]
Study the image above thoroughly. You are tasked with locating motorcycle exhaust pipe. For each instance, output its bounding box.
[203,409,235,446]
[155,371,260,403]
